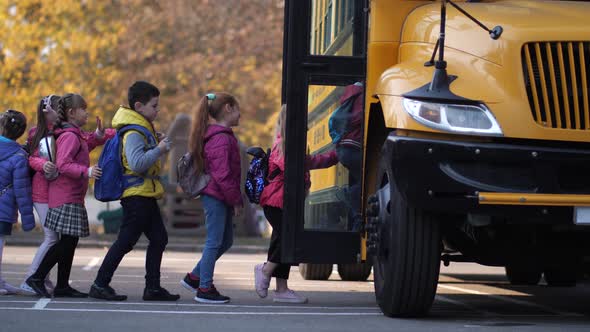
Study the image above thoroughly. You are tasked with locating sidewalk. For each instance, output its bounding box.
[6,230,269,254]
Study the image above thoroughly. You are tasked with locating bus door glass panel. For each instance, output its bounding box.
[305,82,365,232]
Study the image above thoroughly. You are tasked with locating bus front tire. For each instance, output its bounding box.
[298,263,333,280]
[372,146,441,317]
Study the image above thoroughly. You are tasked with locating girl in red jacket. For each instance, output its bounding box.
[180,92,243,304]
[26,93,107,298]
[254,105,338,304]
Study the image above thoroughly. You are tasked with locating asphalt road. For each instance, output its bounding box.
[1,246,590,332]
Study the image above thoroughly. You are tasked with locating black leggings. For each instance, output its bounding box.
[31,234,79,289]
[263,206,293,280]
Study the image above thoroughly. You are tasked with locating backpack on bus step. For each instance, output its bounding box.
[245,147,279,204]
[177,152,210,199]
[94,124,155,202]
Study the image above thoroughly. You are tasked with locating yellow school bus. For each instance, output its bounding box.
[281,0,590,317]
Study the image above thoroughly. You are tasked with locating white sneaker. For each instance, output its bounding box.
[273,289,308,304]
[0,289,7,295]
[19,282,37,295]
[0,282,21,295]
[254,263,270,298]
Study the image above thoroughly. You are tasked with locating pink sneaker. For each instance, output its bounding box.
[273,289,308,304]
[254,263,270,298]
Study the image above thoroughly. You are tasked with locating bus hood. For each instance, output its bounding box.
[403,0,590,65]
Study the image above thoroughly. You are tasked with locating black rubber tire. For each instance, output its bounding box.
[372,144,442,317]
[298,263,333,280]
[505,265,542,285]
[544,268,577,287]
[337,262,373,281]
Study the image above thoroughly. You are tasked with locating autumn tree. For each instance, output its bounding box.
[115,0,285,147]
[0,0,125,134]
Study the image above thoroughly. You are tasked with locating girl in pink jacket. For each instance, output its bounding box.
[180,92,242,304]
[255,105,338,304]
[21,95,114,295]
[25,93,107,298]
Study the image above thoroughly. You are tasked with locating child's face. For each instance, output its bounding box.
[224,103,241,127]
[45,108,58,125]
[68,107,89,127]
[136,96,160,122]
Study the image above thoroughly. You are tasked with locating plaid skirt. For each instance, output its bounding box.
[45,203,89,237]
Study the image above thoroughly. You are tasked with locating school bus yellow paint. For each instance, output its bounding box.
[479,193,590,207]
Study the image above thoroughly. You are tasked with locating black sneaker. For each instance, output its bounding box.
[195,285,230,304]
[25,277,51,298]
[143,287,180,301]
[89,284,127,301]
[180,273,199,293]
[53,286,88,298]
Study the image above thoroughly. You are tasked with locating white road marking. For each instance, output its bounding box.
[438,284,583,317]
[0,307,381,316]
[0,300,377,311]
[82,257,101,271]
[32,298,51,310]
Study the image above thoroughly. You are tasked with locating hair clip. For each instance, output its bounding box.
[206,93,216,101]
[42,94,55,113]
[10,118,15,123]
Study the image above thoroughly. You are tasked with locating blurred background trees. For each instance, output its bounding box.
[0,0,284,148]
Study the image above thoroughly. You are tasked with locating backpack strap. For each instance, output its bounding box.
[117,125,160,188]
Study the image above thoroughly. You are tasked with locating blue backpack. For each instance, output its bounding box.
[328,94,359,144]
[245,147,280,204]
[94,125,156,202]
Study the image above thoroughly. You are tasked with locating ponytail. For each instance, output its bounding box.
[188,92,238,174]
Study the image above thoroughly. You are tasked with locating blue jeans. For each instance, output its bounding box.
[192,195,234,288]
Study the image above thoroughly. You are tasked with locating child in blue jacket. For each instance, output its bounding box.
[0,110,35,295]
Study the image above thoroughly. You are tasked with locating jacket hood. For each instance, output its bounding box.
[205,124,234,141]
[340,84,363,104]
[112,106,155,134]
[54,125,82,138]
[0,136,24,161]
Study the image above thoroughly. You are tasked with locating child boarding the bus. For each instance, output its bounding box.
[180,92,243,304]
[0,109,36,295]
[254,104,339,303]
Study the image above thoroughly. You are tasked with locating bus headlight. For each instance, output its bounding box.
[402,98,503,136]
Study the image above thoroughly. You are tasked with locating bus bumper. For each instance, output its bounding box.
[385,133,590,222]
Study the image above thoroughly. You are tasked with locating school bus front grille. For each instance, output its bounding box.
[522,42,590,130]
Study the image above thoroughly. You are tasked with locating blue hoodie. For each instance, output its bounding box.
[0,136,34,230]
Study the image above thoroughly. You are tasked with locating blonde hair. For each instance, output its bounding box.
[274,104,287,156]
